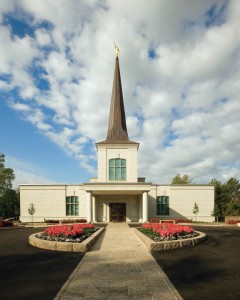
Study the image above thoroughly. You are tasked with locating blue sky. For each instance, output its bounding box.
[0,0,239,188]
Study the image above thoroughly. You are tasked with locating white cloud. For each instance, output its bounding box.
[5,156,56,188]
[0,0,240,185]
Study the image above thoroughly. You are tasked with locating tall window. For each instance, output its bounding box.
[66,196,79,216]
[109,158,126,180]
[156,196,169,215]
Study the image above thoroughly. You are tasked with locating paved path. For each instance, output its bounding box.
[55,223,182,300]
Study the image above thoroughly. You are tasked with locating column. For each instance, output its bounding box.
[87,192,92,223]
[92,195,96,222]
[142,191,148,223]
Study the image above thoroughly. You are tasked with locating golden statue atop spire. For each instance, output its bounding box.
[114,43,119,58]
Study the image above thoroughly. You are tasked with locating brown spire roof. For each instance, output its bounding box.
[96,56,138,146]
[106,57,129,141]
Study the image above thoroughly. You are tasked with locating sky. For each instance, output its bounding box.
[0,0,240,188]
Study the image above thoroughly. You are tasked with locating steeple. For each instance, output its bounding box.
[106,54,129,141]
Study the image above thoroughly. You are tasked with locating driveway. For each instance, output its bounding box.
[153,226,240,300]
[0,227,84,300]
[1,225,239,300]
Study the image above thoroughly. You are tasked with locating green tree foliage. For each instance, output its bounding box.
[28,203,36,224]
[0,152,15,196]
[0,152,18,218]
[28,203,36,216]
[193,202,199,221]
[0,189,19,219]
[210,178,240,216]
[171,174,192,184]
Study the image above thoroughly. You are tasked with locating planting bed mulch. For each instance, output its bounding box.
[153,226,240,300]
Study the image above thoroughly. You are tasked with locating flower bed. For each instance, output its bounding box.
[226,219,240,225]
[0,220,13,227]
[35,223,97,243]
[138,223,198,242]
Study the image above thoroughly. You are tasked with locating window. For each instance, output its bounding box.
[156,196,169,215]
[109,158,126,180]
[66,196,79,216]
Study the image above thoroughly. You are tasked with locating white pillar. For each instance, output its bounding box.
[92,195,96,222]
[87,192,92,223]
[142,192,148,223]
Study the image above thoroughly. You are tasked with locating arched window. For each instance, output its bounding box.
[109,158,126,180]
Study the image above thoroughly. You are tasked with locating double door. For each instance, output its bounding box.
[110,203,126,222]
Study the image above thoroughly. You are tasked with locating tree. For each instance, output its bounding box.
[0,189,19,219]
[0,152,15,196]
[0,152,17,218]
[210,178,240,217]
[28,203,36,224]
[211,205,221,222]
[171,174,192,184]
[193,202,199,221]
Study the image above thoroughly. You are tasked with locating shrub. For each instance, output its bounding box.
[175,218,192,224]
[0,220,13,227]
[149,218,160,223]
[44,219,59,224]
[60,219,88,224]
[44,218,87,224]
[227,219,240,225]
[149,218,192,224]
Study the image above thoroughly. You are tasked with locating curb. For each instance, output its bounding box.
[29,227,105,252]
[133,228,206,251]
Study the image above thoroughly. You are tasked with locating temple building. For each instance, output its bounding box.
[19,53,214,223]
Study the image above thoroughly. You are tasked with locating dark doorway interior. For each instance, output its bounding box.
[110,203,126,222]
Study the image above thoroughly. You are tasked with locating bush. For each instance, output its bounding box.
[44,218,87,224]
[227,219,240,225]
[149,218,192,224]
[149,218,160,223]
[0,220,13,227]
[61,219,87,224]
[44,219,59,224]
[175,218,192,224]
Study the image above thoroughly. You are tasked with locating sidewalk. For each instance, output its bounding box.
[55,223,182,300]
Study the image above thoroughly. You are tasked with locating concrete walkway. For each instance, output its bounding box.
[55,223,183,300]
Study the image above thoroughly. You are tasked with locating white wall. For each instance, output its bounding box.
[148,185,215,222]
[20,185,88,222]
[96,143,138,182]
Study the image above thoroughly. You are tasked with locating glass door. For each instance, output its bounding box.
[110,203,126,222]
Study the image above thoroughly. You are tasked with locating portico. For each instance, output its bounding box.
[84,184,151,223]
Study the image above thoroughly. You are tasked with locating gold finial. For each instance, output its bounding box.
[114,43,119,58]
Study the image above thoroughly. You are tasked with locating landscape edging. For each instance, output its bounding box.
[132,228,206,251]
[29,227,105,252]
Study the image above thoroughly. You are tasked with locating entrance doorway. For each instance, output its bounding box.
[110,203,126,222]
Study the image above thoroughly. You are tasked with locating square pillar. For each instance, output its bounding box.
[142,191,148,223]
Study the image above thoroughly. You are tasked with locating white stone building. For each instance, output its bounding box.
[20,56,214,223]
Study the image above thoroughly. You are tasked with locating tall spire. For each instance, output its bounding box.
[106,51,129,141]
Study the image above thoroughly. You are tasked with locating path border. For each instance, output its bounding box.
[29,227,105,252]
[133,228,206,251]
